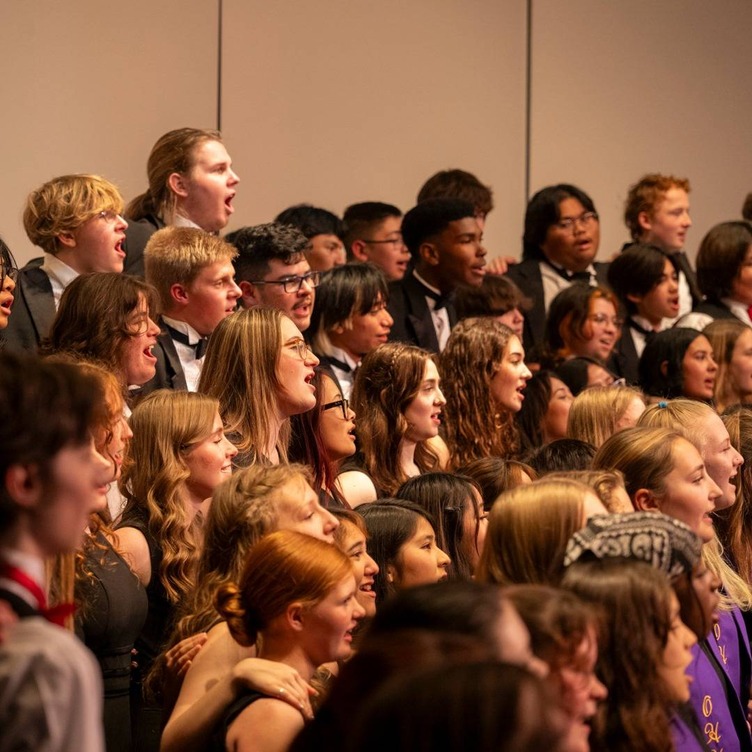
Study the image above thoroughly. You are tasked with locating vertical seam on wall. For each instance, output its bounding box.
[217,0,223,131]
[525,0,532,200]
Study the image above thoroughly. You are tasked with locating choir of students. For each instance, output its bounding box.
[3,128,752,752]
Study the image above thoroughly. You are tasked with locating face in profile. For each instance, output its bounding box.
[489,335,532,412]
[274,476,340,543]
[118,295,160,386]
[34,438,113,556]
[552,626,607,752]
[681,335,717,401]
[431,217,487,289]
[728,327,752,401]
[388,516,451,590]
[357,215,410,281]
[697,411,743,511]
[639,188,691,253]
[652,438,721,542]
[318,374,357,463]
[0,263,16,330]
[174,139,239,233]
[182,411,238,503]
[275,317,320,418]
[403,360,446,443]
[657,593,697,703]
[338,520,379,618]
[63,209,128,274]
[300,574,365,666]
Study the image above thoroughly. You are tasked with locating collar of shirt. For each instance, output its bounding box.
[172,214,203,230]
[720,297,752,325]
[0,547,46,608]
[162,315,204,345]
[39,253,80,309]
[539,261,596,311]
[412,270,444,310]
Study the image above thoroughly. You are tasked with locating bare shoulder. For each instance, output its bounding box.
[171,623,253,717]
[114,526,151,586]
[335,471,377,508]
[226,697,304,752]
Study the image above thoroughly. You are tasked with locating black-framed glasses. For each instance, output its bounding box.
[250,271,320,293]
[0,260,19,287]
[323,397,349,419]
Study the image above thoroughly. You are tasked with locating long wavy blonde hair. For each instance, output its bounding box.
[120,390,219,603]
[439,317,520,466]
[170,464,313,642]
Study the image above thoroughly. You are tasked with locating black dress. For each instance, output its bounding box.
[75,532,148,752]
[117,505,173,752]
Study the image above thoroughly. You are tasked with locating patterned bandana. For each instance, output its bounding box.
[564,511,702,581]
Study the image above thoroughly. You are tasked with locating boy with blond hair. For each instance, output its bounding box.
[2,174,127,351]
[142,226,240,392]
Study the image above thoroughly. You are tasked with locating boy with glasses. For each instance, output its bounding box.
[342,202,410,281]
[2,174,127,352]
[228,222,319,332]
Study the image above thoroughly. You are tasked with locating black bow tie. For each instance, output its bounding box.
[418,283,453,311]
[628,318,657,342]
[544,259,592,284]
[327,356,352,373]
[165,325,209,359]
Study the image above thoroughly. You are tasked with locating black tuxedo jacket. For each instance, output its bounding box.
[136,320,188,400]
[0,263,55,352]
[123,214,164,278]
[611,325,641,385]
[386,269,458,353]
[505,259,611,358]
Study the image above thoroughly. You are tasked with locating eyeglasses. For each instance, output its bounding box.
[588,313,623,327]
[323,397,350,419]
[0,260,19,287]
[556,211,599,232]
[96,210,125,224]
[286,339,315,361]
[251,271,320,293]
[362,236,405,249]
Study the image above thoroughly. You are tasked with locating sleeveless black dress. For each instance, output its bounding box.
[75,532,148,752]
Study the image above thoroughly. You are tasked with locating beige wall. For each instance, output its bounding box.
[529,0,752,261]
[0,0,219,264]
[221,0,527,261]
[2,1,751,267]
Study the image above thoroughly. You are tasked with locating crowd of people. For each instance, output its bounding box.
[2,125,752,752]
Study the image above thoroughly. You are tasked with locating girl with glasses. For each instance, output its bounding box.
[198,308,320,467]
[290,368,357,508]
